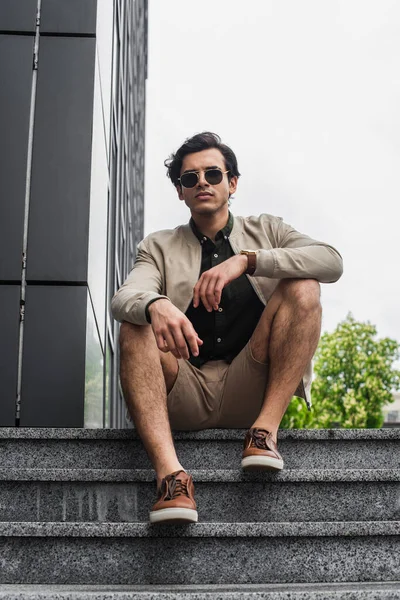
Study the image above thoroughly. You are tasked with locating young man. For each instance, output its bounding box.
[111,132,343,524]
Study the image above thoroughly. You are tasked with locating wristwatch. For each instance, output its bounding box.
[240,250,257,275]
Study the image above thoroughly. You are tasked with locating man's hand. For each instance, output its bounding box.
[148,299,203,360]
[193,254,248,311]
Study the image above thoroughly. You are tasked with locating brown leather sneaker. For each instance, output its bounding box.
[149,469,198,524]
[242,428,284,471]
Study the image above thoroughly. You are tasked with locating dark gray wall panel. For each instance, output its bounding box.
[0,0,37,32]
[0,285,20,425]
[40,0,97,35]
[20,285,87,427]
[27,37,96,283]
[0,35,33,281]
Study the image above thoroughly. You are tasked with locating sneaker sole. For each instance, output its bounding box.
[241,455,284,471]
[149,507,198,524]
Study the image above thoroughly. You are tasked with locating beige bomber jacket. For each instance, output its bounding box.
[111,213,344,410]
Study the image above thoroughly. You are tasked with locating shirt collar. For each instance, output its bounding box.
[189,211,234,244]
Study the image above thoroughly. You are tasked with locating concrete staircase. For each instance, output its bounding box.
[0,428,399,598]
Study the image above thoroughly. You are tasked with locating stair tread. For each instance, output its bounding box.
[1,520,399,538]
[0,581,399,598]
[0,428,399,440]
[0,467,399,482]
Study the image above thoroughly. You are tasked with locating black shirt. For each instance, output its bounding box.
[186,212,265,368]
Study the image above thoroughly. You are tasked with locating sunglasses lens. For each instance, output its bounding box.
[180,169,225,188]
[180,173,198,188]
[205,169,223,185]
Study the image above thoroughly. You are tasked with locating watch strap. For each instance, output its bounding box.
[240,250,257,275]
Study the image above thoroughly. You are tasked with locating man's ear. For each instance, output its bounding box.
[176,184,184,200]
[229,176,238,196]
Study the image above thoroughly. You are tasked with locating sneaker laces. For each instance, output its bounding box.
[160,472,190,501]
[249,428,272,450]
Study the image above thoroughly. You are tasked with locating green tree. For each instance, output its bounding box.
[281,313,400,429]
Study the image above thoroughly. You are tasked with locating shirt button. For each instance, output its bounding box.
[218,307,223,312]
[213,253,218,258]
[217,338,222,343]
[203,237,207,241]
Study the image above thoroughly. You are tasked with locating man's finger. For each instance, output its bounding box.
[172,328,190,360]
[193,273,208,308]
[205,278,217,308]
[200,277,214,312]
[155,332,168,352]
[214,277,225,306]
[182,324,200,357]
[193,281,200,309]
[163,330,180,359]
[198,276,210,310]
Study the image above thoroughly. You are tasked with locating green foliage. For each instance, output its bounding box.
[281,312,400,429]
[84,328,104,428]
[280,395,314,429]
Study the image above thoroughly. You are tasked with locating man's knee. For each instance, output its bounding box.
[119,321,178,384]
[278,279,321,314]
[119,321,152,352]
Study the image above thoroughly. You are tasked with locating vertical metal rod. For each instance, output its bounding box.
[15,0,42,425]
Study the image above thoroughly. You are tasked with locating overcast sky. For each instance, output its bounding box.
[144,0,400,345]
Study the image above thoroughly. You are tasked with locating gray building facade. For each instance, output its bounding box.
[0,0,147,428]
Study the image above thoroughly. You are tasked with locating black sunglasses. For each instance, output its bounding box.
[178,168,229,189]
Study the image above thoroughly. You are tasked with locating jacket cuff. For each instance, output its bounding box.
[111,292,170,325]
[253,249,276,278]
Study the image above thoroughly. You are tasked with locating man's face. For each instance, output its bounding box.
[177,148,237,215]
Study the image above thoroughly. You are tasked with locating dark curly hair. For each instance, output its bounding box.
[164,132,241,189]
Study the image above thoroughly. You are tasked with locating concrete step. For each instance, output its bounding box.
[0,468,398,523]
[0,582,399,599]
[0,428,399,470]
[0,521,398,585]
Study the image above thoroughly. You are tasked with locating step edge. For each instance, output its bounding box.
[0,468,399,482]
[0,520,399,538]
[0,428,399,441]
[0,581,399,595]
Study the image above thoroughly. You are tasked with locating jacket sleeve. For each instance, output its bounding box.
[253,217,343,283]
[110,240,170,325]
